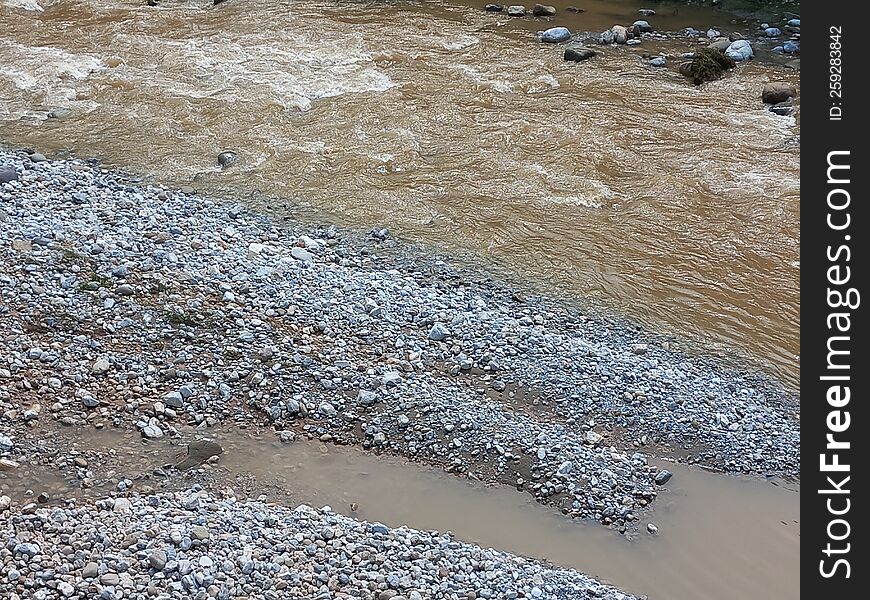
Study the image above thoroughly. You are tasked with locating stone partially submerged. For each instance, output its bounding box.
[679,47,735,85]
[175,440,224,470]
[564,45,596,62]
[540,27,571,43]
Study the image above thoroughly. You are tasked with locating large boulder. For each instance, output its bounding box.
[725,39,753,61]
[679,47,736,85]
[762,82,797,104]
[564,45,596,62]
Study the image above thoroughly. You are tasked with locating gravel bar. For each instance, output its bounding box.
[0,489,640,600]
[1,148,799,537]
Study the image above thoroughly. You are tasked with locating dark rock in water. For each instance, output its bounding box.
[175,440,224,470]
[565,6,583,13]
[506,5,525,16]
[484,3,503,11]
[680,48,735,85]
[217,151,237,168]
[146,0,158,6]
[728,31,744,42]
[638,9,655,17]
[655,469,672,485]
[214,0,229,5]
[540,27,571,43]
[532,4,556,16]
[633,20,653,33]
[564,45,596,62]
[762,82,797,104]
[769,101,795,116]
[0,166,18,184]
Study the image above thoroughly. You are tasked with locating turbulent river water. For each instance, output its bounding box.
[0,0,800,385]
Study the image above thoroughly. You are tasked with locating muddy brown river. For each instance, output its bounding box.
[1,0,799,386]
[1,428,800,600]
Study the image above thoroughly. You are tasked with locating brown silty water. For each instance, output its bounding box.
[1,428,800,600]
[1,0,800,386]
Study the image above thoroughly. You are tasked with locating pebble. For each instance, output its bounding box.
[149,549,168,570]
[655,469,673,485]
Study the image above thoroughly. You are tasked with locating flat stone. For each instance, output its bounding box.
[82,562,99,579]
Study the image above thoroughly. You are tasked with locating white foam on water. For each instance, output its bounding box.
[0,41,105,119]
[439,34,480,51]
[2,0,43,11]
[522,74,560,94]
[449,64,513,93]
[110,30,395,113]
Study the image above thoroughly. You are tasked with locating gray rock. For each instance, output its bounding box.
[357,389,378,406]
[149,549,168,570]
[725,39,753,61]
[633,20,653,33]
[611,25,628,44]
[116,283,135,296]
[142,424,163,439]
[383,371,402,386]
[175,440,223,470]
[655,469,673,485]
[164,391,184,408]
[564,46,596,62]
[82,562,99,579]
[761,82,797,104]
[540,27,571,43]
[532,4,556,16]
[484,3,503,11]
[506,5,525,17]
[0,166,18,184]
[291,247,315,263]
[217,151,237,168]
[428,322,451,341]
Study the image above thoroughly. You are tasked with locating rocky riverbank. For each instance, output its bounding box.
[2,147,799,490]
[0,146,801,595]
[1,488,641,600]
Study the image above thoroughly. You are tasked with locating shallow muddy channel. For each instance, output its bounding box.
[2,427,799,600]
